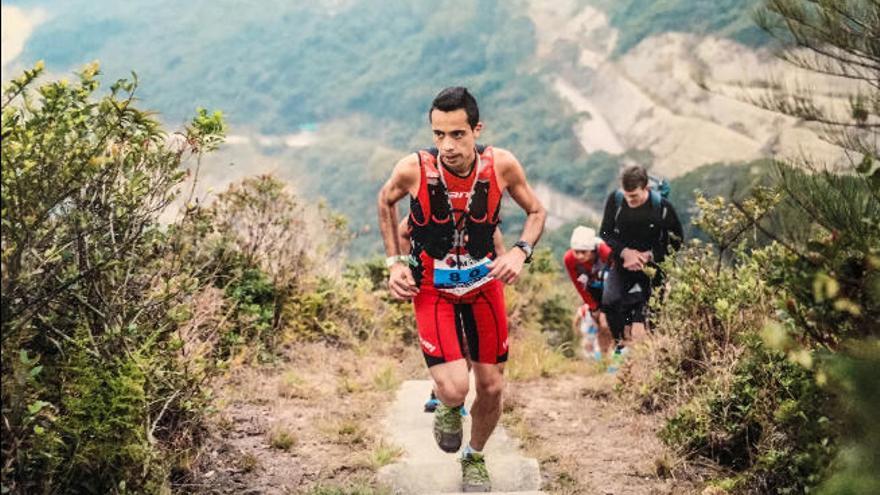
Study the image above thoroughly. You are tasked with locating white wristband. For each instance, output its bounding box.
[385,255,411,268]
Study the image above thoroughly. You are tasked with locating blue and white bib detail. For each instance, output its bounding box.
[433,254,493,296]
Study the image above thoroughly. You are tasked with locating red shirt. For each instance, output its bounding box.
[411,147,502,299]
[563,244,612,310]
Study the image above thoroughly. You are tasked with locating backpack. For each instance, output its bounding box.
[648,174,670,200]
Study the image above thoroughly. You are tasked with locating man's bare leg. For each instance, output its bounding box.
[596,311,615,354]
[428,359,470,453]
[623,324,632,346]
[429,359,470,406]
[468,362,504,450]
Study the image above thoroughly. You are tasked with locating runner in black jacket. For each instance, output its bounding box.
[599,165,683,352]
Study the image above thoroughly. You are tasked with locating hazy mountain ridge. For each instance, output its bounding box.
[530,0,848,179]
[4,0,819,254]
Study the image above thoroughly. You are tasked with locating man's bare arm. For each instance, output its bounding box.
[497,148,546,248]
[493,227,505,255]
[377,155,419,257]
[377,155,420,299]
[487,148,546,283]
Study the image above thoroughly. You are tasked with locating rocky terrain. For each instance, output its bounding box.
[529,0,848,178]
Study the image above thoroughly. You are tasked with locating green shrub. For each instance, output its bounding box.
[621,241,777,411]
[343,257,415,345]
[284,277,361,343]
[221,265,277,357]
[504,248,582,365]
[172,173,359,358]
[661,338,834,492]
[629,162,877,492]
[624,222,839,492]
[817,342,880,495]
[1,63,225,493]
[538,293,574,353]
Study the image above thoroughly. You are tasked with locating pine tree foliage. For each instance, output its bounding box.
[631,3,878,493]
[755,0,879,158]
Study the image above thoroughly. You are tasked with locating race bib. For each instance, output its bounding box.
[433,256,492,291]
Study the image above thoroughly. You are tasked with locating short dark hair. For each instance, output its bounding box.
[429,87,480,129]
[621,165,648,191]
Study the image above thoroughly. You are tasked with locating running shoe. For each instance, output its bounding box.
[425,393,468,416]
[461,452,491,492]
[424,391,439,413]
[607,346,628,373]
[433,403,463,453]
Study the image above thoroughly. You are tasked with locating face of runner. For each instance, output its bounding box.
[430,108,482,172]
[573,249,595,264]
[622,186,649,208]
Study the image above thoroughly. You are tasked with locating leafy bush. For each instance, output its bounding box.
[623,234,837,492]
[661,337,834,492]
[504,248,584,377]
[222,265,277,356]
[172,173,353,358]
[1,63,225,493]
[624,154,878,492]
[621,240,776,409]
[817,342,880,495]
[342,258,416,346]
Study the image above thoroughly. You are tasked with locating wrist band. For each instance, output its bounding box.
[385,255,414,268]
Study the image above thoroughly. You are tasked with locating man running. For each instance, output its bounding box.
[599,165,683,354]
[563,226,613,359]
[377,87,546,492]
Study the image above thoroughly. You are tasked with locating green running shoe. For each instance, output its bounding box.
[461,452,491,492]
[433,403,463,453]
[607,345,628,373]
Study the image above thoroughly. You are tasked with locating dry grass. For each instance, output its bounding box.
[238,452,260,473]
[267,424,298,451]
[319,416,368,445]
[276,370,317,399]
[196,340,423,493]
[336,370,366,395]
[501,406,538,446]
[503,369,701,494]
[362,439,403,470]
[371,363,399,392]
[506,328,589,381]
[176,286,229,373]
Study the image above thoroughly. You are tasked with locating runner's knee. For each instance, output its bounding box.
[475,382,503,401]
[474,373,503,400]
[434,376,469,405]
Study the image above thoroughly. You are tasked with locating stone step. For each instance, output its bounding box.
[380,380,544,494]
[442,493,547,495]
[379,458,541,494]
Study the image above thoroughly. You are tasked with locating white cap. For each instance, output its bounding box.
[570,226,599,251]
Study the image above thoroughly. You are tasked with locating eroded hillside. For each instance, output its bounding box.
[529,0,848,178]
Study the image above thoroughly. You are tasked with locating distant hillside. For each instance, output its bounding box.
[17,0,551,134]
[593,0,768,55]
[7,0,776,255]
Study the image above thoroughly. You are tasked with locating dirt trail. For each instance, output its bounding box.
[184,342,424,494]
[187,343,698,495]
[504,371,700,495]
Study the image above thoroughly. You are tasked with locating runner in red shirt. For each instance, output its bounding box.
[563,226,613,358]
[377,87,546,492]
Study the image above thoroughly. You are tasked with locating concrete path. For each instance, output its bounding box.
[378,380,546,495]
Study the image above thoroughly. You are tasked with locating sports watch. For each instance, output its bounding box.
[513,240,534,263]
